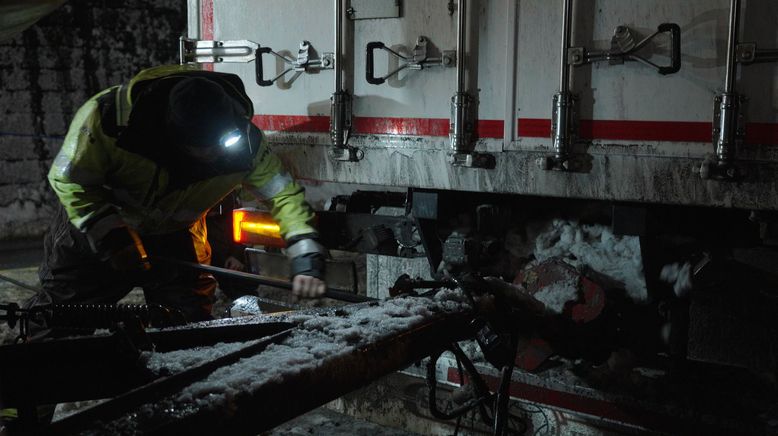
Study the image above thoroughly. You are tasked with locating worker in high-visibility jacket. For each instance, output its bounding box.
[27,65,327,322]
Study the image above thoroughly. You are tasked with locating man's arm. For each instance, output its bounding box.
[242,128,328,298]
[48,96,149,270]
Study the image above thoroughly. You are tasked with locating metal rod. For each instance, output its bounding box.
[456,0,467,92]
[559,0,573,92]
[152,256,374,304]
[334,0,343,91]
[503,0,518,143]
[450,0,472,155]
[752,48,778,64]
[724,0,741,94]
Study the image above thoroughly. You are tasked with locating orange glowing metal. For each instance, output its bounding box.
[240,221,281,238]
[232,208,285,247]
[233,210,246,243]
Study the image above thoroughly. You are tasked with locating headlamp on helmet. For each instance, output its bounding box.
[220,128,242,148]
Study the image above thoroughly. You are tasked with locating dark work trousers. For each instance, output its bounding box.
[26,205,217,324]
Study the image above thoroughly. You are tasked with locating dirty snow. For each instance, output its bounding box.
[133,290,471,418]
[143,339,264,375]
[660,262,693,297]
[530,275,579,314]
[533,219,647,302]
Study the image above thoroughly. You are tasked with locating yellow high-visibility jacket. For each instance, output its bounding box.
[48,65,316,242]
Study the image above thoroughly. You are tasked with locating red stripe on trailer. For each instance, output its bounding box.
[445,368,718,435]
[354,117,503,138]
[200,0,214,72]
[252,115,330,133]
[519,118,778,145]
[580,119,711,142]
[747,122,778,145]
[518,118,712,142]
[252,115,504,138]
[476,119,504,139]
[352,117,449,136]
[201,0,214,40]
[517,118,552,138]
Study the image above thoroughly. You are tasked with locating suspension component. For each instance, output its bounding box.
[47,303,186,330]
[1,303,186,342]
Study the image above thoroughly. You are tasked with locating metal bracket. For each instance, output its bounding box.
[329,90,362,162]
[180,37,258,64]
[712,93,748,145]
[700,93,747,180]
[736,42,778,64]
[569,23,681,75]
[450,152,496,169]
[540,91,581,171]
[366,36,456,85]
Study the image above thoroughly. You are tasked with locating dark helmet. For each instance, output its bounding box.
[166,77,249,162]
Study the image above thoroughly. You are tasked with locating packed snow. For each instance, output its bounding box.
[532,219,647,302]
[530,275,579,314]
[144,339,264,375]
[177,290,469,408]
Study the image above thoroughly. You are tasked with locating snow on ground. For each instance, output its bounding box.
[532,219,647,302]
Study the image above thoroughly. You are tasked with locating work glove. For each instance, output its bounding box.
[288,238,328,299]
[92,226,151,272]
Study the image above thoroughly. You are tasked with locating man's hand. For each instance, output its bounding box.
[94,227,150,272]
[292,275,326,299]
[288,238,328,299]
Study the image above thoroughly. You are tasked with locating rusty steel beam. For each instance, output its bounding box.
[59,310,473,435]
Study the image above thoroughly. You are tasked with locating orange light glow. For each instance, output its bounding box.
[240,221,281,238]
[232,208,285,247]
[233,210,246,243]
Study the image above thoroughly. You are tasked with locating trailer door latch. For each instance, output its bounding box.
[179,37,334,87]
[569,23,681,75]
[365,36,456,85]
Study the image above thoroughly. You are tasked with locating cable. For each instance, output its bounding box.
[0,273,41,293]
[426,348,493,422]
[493,364,515,436]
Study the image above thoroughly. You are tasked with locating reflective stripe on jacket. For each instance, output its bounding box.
[48,65,316,239]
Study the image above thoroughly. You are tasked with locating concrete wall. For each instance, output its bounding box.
[0,0,186,241]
